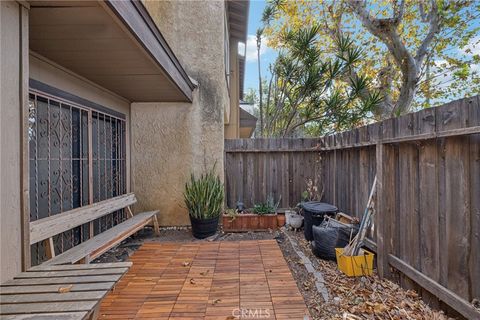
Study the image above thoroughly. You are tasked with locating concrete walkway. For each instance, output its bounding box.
[99,240,310,319]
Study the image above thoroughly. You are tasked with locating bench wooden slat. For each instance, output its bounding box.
[1,275,122,287]
[0,291,107,304]
[28,262,132,272]
[0,301,97,315]
[0,283,116,295]
[0,258,131,319]
[44,211,158,266]
[0,312,87,319]
[14,268,129,279]
[30,193,137,244]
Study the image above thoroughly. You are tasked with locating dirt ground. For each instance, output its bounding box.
[94,227,456,320]
[93,227,279,264]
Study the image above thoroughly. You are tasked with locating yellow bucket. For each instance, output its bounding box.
[335,248,374,277]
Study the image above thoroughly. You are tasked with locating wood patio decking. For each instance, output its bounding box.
[99,240,310,319]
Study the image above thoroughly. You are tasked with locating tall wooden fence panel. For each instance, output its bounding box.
[224,138,323,209]
[224,96,480,319]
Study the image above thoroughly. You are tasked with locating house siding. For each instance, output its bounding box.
[0,1,25,282]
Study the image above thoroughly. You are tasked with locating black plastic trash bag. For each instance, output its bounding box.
[311,220,358,260]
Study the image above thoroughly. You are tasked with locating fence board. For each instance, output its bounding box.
[419,140,441,306]
[445,136,471,299]
[375,143,395,279]
[469,133,480,302]
[397,143,420,290]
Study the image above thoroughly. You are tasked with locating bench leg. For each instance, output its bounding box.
[127,206,134,218]
[87,304,100,320]
[77,255,91,264]
[152,215,160,236]
[45,237,56,259]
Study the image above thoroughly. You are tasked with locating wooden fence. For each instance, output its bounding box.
[224,96,480,319]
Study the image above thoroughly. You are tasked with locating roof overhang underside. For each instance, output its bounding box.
[29,0,195,102]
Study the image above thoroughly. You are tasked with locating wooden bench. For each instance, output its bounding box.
[0,194,159,319]
[0,262,132,319]
[29,193,159,265]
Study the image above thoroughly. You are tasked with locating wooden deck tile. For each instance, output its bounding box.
[99,240,310,319]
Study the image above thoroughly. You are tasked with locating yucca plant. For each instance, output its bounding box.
[184,167,224,220]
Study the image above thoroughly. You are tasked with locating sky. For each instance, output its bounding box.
[243,0,276,95]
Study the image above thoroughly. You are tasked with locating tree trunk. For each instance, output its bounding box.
[257,40,263,137]
[393,64,418,116]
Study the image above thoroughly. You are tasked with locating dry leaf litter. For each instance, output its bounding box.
[278,229,455,320]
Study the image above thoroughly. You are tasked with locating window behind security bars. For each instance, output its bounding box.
[28,91,127,265]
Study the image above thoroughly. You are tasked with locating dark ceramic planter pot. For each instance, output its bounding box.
[189,215,219,239]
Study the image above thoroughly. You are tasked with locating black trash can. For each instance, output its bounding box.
[301,202,338,241]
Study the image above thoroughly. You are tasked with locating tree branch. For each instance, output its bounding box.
[394,0,406,23]
[415,0,440,66]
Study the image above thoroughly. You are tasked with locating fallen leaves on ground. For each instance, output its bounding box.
[57,284,73,293]
[280,230,455,320]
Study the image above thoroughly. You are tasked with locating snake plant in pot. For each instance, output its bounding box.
[184,167,224,239]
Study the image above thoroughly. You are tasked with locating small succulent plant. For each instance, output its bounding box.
[253,195,280,215]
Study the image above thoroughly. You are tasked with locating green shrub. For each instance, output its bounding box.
[184,167,224,220]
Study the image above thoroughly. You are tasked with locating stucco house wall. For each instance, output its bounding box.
[132,0,229,226]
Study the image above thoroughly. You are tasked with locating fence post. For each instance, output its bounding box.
[376,142,395,279]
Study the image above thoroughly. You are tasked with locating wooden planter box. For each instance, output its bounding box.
[277,213,286,227]
[222,213,278,232]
